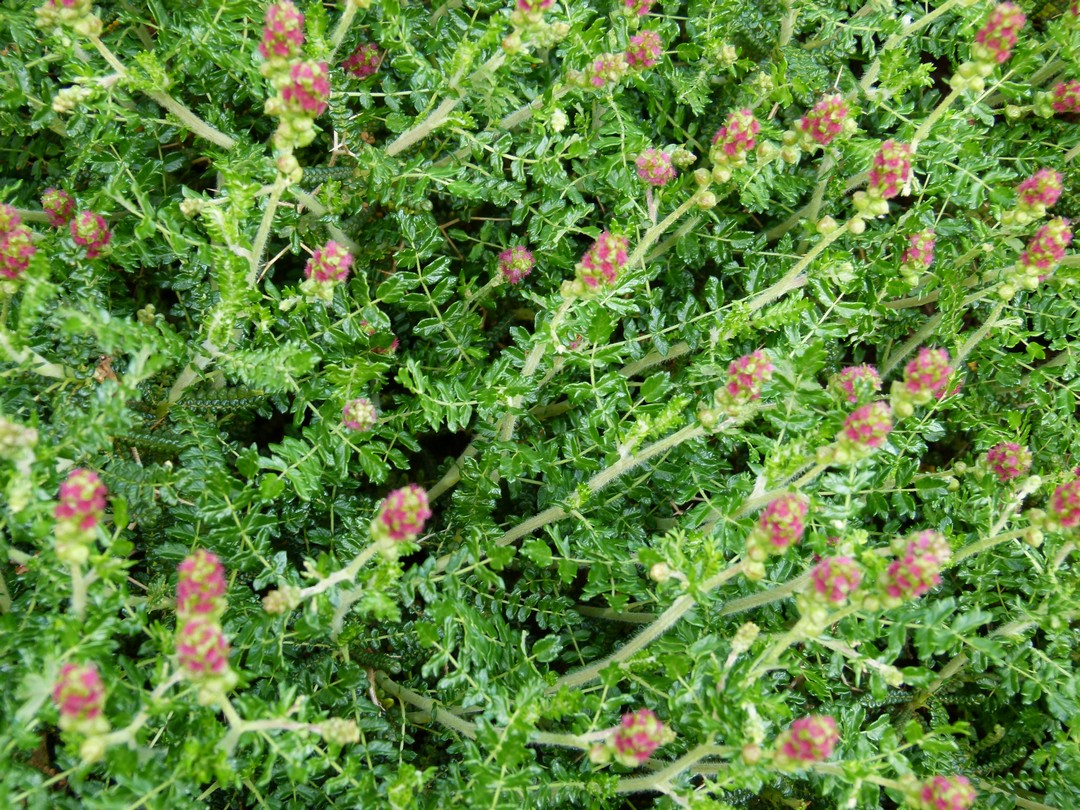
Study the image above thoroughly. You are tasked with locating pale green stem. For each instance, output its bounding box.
[620,342,691,379]
[742,605,859,686]
[11,209,50,224]
[719,571,810,617]
[249,174,288,285]
[297,542,381,601]
[816,637,904,679]
[465,274,505,313]
[427,442,479,501]
[880,313,943,377]
[375,672,478,739]
[950,528,1027,565]
[626,190,705,270]
[289,188,360,253]
[530,730,609,749]
[0,329,71,379]
[766,154,836,242]
[1065,141,1080,164]
[574,606,655,623]
[698,462,830,534]
[954,300,1005,366]
[614,743,723,794]
[910,87,962,151]
[811,763,905,791]
[70,563,88,622]
[99,671,184,749]
[329,3,359,57]
[859,0,965,93]
[0,567,10,613]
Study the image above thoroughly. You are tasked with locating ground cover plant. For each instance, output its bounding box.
[0,0,1079,807]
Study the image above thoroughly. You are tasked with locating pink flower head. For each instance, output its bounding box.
[1019,218,1072,276]
[725,350,774,404]
[611,708,667,766]
[915,775,977,810]
[282,60,331,117]
[305,241,353,283]
[576,231,629,289]
[176,549,227,622]
[972,3,1026,66]
[839,401,893,450]
[903,229,936,270]
[810,556,863,605]
[498,246,534,284]
[797,94,850,147]
[343,43,383,79]
[258,1,305,61]
[1050,478,1080,529]
[55,468,107,531]
[343,397,378,432]
[985,442,1032,482]
[0,203,20,232]
[52,662,107,734]
[635,148,676,186]
[880,532,950,603]
[903,347,954,402]
[0,226,36,280]
[625,30,663,69]
[1051,80,1080,114]
[828,365,882,404]
[583,54,628,89]
[712,108,760,164]
[624,0,653,16]
[70,211,111,258]
[177,618,232,679]
[1015,169,1063,213]
[747,493,809,561]
[373,484,432,543]
[42,188,75,227]
[897,529,952,567]
[773,715,839,769]
[516,0,554,13]
[868,140,912,200]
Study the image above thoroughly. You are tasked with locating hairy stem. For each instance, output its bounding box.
[249,175,288,285]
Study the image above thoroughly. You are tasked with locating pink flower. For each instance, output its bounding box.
[896,529,952,566]
[712,108,759,164]
[583,54,628,89]
[747,492,808,561]
[258,1,305,61]
[177,618,232,678]
[0,226,36,280]
[282,60,331,117]
[635,149,676,186]
[576,231,629,289]
[1015,169,1063,213]
[55,469,107,531]
[623,0,653,15]
[498,246,534,284]
[343,43,382,79]
[0,203,20,231]
[1019,218,1072,276]
[839,401,893,450]
[373,484,432,543]
[797,94,850,146]
[516,0,554,12]
[725,350,774,404]
[880,532,950,603]
[70,211,111,258]
[52,662,107,735]
[42,188,75,227]
[773,715,839,769]
[611,708,667,766]
[305,241,353,283]
[903,229,936,270]
[343,397,378,432]
[914,775,977,810]
[176,549,228,622]
[985,442,1032,482]
[868,140,912,200]
[1051,80,1080,114]
[1050,478,1080,529]
[625,30,662,69]
[828,365,881,404]
[903,347,954,402]
[810,556,863,605]
[971,3,1026,66]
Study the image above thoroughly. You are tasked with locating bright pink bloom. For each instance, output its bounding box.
[868,140,912,200]
[0,203,20,231]
[576,231,629,289]
[625,30,662,69]
[914,775,977,810]
[903,229,936,269]
[903,348,953,401]
[1051,80,1080,114]
[282,61,331,117]
[635,148,675,186]
[498,246,534,284]
[374,484,432,542]
[258,1,305,61]
[881,531,950,602]
[829,365,881,404]
[1019,218,1072,275]
[584,54,627,88]
[52,662,106,733]
[55,469,107,531]
[611,708,666,766]
[0,226,36,280]
[70,211,111,258]
[343,397,378,432]
[985,442,1032,482]
[712,108,759,163]
[343,43,382,79]
[797,94,850,146]
[773,715,839,768]
[725,350,774,404]
[624,0,653,15]
[972,3,1026,66]
[305,241,353,283]
[897,529,952,566]
[1050,478,1080,529]
[177,618,232,678]
[176,549,227,622]
[810,556,863,605]
[516,0,554,12]
[839,401,893,449]
[42,188,75,227]
[749,493,809,560]
[1015,169,1063,212]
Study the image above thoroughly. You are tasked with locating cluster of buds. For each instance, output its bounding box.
[176,549,237,701]
[316,717,361,746]
[1048,478,1080,532]
[1050,80,1080,114]
[497,245,535,284]
[265,60,332,150]
[262,583,301,614]
[510,0,554,27]
[625,30,663,69]
[0,203,37,281]
[589,708,672,767]
[370,484,432,549]
[622,0,654,16]
[42,188,75,228]
[903,774,977,810]
[635,148,676,187]
[569,231,629,295]
[710,109,759,182]
[745,493,808,579]
[343,397,378,432]
[1001,218,1073,297]
[569,53,629,90]
[1003,169,1063,226]
[343,43,383,79]
[828,365,882,404]
[952,3,1026,93]
[258,1,305,79]
[891,347,954,417]
[35,0,103,37]
[772,715,839,770]
[854,140,912,218]
[983,442,1032,483]
[54,469,107,565]
[819,401,894,464]
[52,661,110,762]
[788,94,854,156]
[700,350,774,428]
[808,556,863,606]
[899,228,936,287]
[301,240,353,302]
[504,0,568,52]
[71,211,112,258]
[877,530,951,607]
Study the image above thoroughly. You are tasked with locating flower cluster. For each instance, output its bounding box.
[855,140,912,216]
[258,1,305,71]
[371,484,432,546]
[52,662,109,737]
[1049,478,1080,531]
[498,246,535,284]
[35,0,102,37]
[984,442,1032,482]
[343,43,382,79]
[971,3,1026,66]
[795,94,851,149]
[1004,168,1063,226]
[623,0,653,16]
[589,708,671,767]
[513,0,554,25]
[746,493,809,566]
[625,30,662,69]
[879,530,951,607]
[891,347,953,417]
[808,556,863,606]
[0,203,36,281]
[1051,80,1080,114]
[573,231,629,292]
[176,549,228,623]
[302,240,353,301]
[1005,218,1073,295]
[828,365,882,404]
[70,210,112,258]
[772,715,839,770]
[710,109,759,180]
[577,53,628,90]
[54,469,107,565]
[635,148,676,187]
[343,397,378,432]
[42,187,75,227]
[264,58,331,150]
[900,228,936,287]
[706,350,775,422]
[823,401,893,464]
[909,775,977,810]
[176,550,236,699]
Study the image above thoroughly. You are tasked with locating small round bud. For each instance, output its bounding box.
[649,562,671,582]
[848,217,866,235]
[742,743,762,764]
[696,191,717,209]
[817,216,839,235]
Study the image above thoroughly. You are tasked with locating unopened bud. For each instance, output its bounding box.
[697,191,717,209]
[649,562,672,582]
[817,216,839,235]
[848,217,866,235]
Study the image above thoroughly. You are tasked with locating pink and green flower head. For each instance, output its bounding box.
[282,61,331,117]
[797,94,850,147]
[0,226,36,280]
[810,556,863,605]
[0,203,21,232]
[747,492,808,561]
[516,0,554,13]
[719,350,775,409]
[625,30,662,69]
[70,211,111,258]
[258,1,305,61]
[635,149,676,187]
[1019,218,1072,279]
[343,43,383,79]
[176,549,228,622]
[373,484,432,543]
[838,401,893,451]
[623,0,654,16]
[903,229,936,270]
[42,188,75,227]
[902,347,954,404]
[343,397,378,432]
[1049,478,1080,530]
[880,538,946,604]
[773,715,839,769]
[971,3,1026,66]
[711,108,760,165]
[895,529,952,567]
[305,241,353,283]
[576,231,629,289]
[582,53,628,89]
[177,618,232,679]
[1015,169,1063,215]
[53,662,109,736]
[610,708,667,767]
[913,775,977,810]
[498,246,535,284]
[55,468,107,540]
[1051,80,1080,114]
[828,365,881,404]
[985,442,1032,482]
[868,140,912,200]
